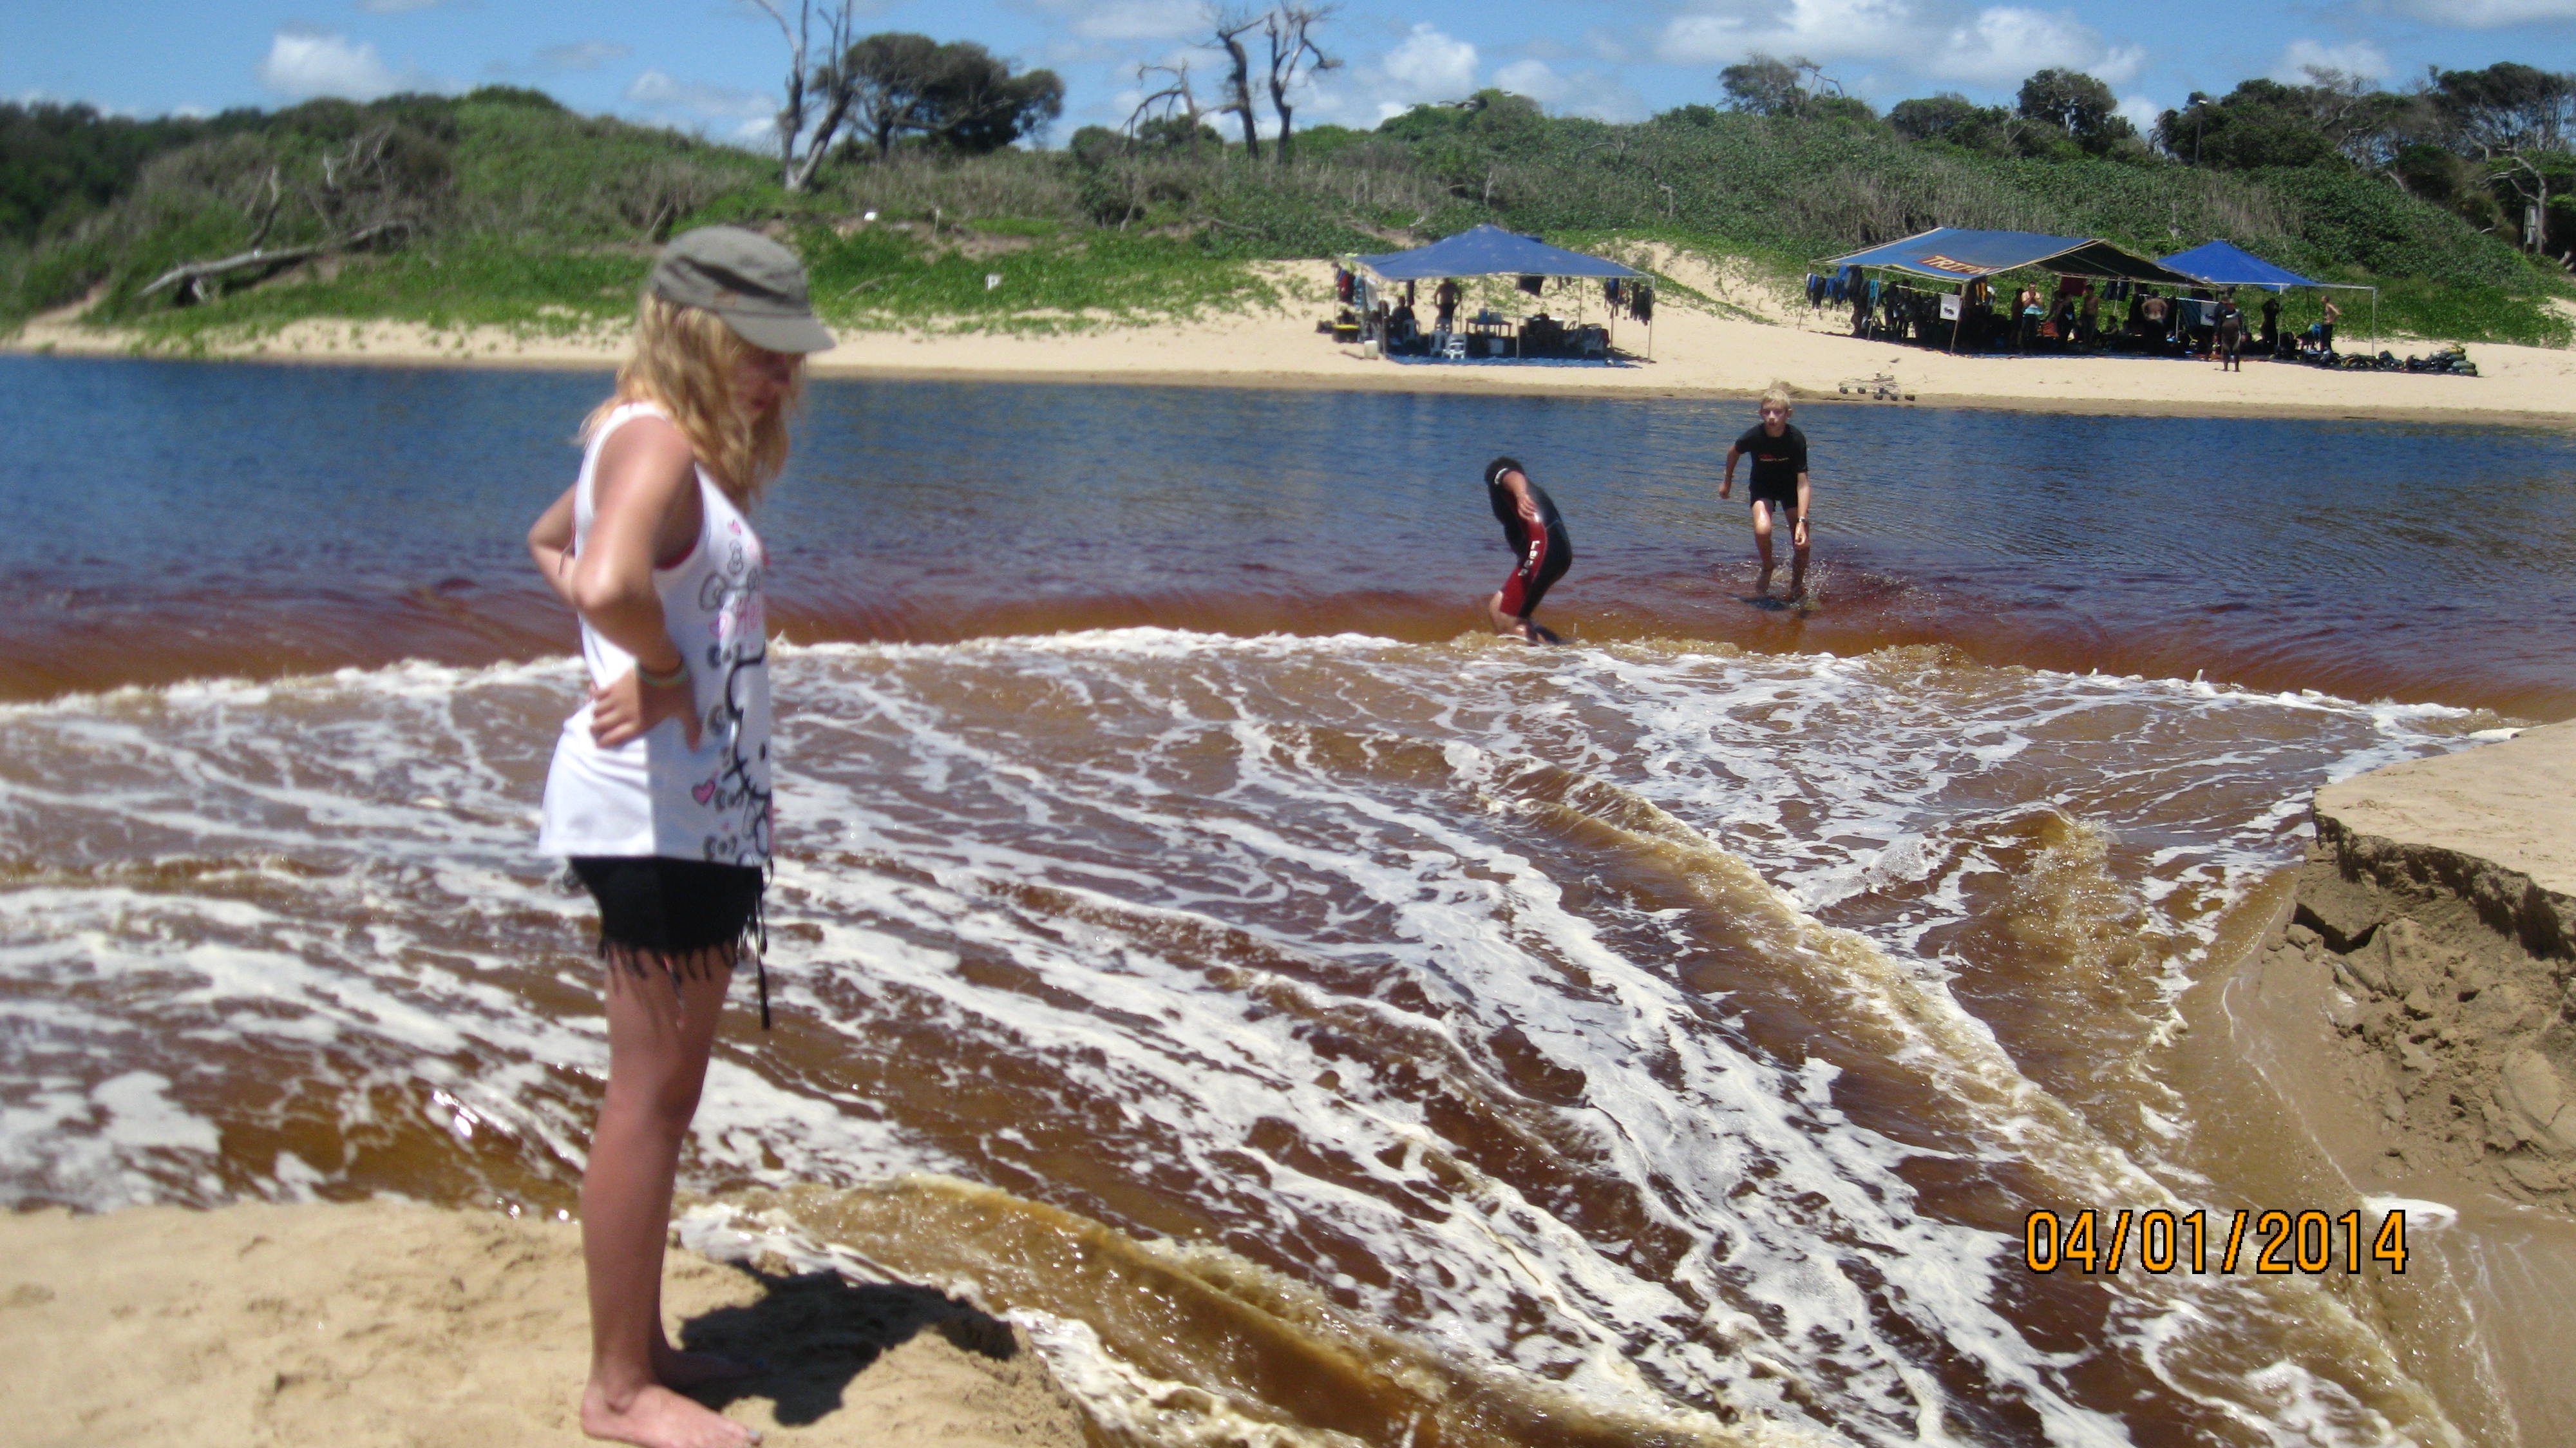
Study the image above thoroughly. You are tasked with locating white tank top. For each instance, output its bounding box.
[538,402,773,866]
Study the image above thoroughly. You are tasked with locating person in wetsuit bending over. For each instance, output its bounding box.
[1719,384,1812,601]
[1484,455,1571,644]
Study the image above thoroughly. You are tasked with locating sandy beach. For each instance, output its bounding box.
[0,1199,1091,1448]
[13,258,2575,426]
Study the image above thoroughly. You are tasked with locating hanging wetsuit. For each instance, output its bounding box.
[1485,456,1572,621]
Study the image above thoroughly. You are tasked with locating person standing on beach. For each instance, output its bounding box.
[1719,385,1812,601]
[2320,296,2341,355]
[528,225,833,1448]
[1483,456,1572,644]
[1435,276,1461,333]
[2215,292,2245,372]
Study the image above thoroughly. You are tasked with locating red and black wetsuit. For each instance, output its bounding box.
[1489,471,1572,619]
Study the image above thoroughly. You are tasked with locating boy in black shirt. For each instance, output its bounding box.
[1483,456,1571,644]
[1719,385,1812,600]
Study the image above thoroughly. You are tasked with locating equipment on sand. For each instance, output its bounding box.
[1837,374,1915,401]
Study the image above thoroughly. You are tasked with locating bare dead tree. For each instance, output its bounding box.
[1263,4,1340,166]
[240,166,285,251]
[747,0,860,191]
[1207,6,1264,161]
[141,125,441,307]
[1128,59,1215,146]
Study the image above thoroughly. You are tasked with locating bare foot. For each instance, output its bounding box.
[582,1382,761,1448]
[654,1344,764,1389]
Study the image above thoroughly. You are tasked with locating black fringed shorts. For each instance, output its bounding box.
[569,856,764,963]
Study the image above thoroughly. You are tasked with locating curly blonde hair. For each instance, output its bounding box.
[583,293,801,504]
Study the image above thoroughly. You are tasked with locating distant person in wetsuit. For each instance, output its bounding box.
[2215,292,2244,372]
[1719,384,1812,601]
[1483,456,1571,644]
[2259,293,2281,352]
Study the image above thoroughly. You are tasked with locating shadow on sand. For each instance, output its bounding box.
[676,1265,1019,1427]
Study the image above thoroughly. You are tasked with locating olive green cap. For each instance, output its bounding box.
[647,225,835,354]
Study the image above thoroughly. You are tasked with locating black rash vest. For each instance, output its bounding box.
[1733,424,1808,503]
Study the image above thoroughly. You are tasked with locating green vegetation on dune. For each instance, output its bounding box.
[4,55,2571,350]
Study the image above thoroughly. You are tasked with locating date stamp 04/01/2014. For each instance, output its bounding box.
[2022,1208,2412,1276]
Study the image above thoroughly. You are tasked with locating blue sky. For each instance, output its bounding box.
[8,1,2576,146]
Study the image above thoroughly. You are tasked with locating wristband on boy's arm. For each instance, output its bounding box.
[634,656,689,689]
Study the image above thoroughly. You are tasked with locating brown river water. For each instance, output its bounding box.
[3,356,2571,1445]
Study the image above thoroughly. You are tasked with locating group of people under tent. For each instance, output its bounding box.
[1325,266,1654,359]
[1804,265,2345,364]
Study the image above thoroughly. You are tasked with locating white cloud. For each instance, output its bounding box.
[1289,23,1481,128]
[2272,38,2389,84]
[2116,93,2161,133]
[1930,6,2137,88]
[1495,58,1571,106]
[538,41,632,72]
[1019,0,1206,42]
[258,26,422,101]
[1660,0,1923,68]
[2383,0,2576,24]
[1491,57,1649,122]
[626,69,777,144]
[1381,23,1479,104]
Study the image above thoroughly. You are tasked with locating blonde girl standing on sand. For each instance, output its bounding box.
[527,226,833,1448]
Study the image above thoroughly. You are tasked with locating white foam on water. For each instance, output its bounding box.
[0,634,2493,1445]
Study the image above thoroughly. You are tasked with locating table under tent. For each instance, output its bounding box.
[1812,227,2207,354]
[2157,239,2380,357]
[1345,224,1654,363]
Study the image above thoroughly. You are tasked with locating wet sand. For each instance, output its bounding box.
[0,1199,1090,1448]
[12,258,2575,427]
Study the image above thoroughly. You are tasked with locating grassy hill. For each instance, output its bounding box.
[4,84,2570,350]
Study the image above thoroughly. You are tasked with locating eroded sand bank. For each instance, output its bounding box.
[2278,719,2576,1209]
[2212,721,2576,1443]
[0,1198,1090,1448]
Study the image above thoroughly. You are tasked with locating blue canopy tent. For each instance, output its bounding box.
[2157,239,2316,289]
[2159,238,2377,354]
[1355,223,1647,281]
[1819,227,2202,286]
[1351,224,1652,360]
[1814,227,2206,352]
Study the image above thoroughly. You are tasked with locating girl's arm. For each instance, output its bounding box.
[570,419,706,749]
[527,485,580,607]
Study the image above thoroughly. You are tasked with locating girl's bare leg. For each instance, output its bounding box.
[580,957,759,1448]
